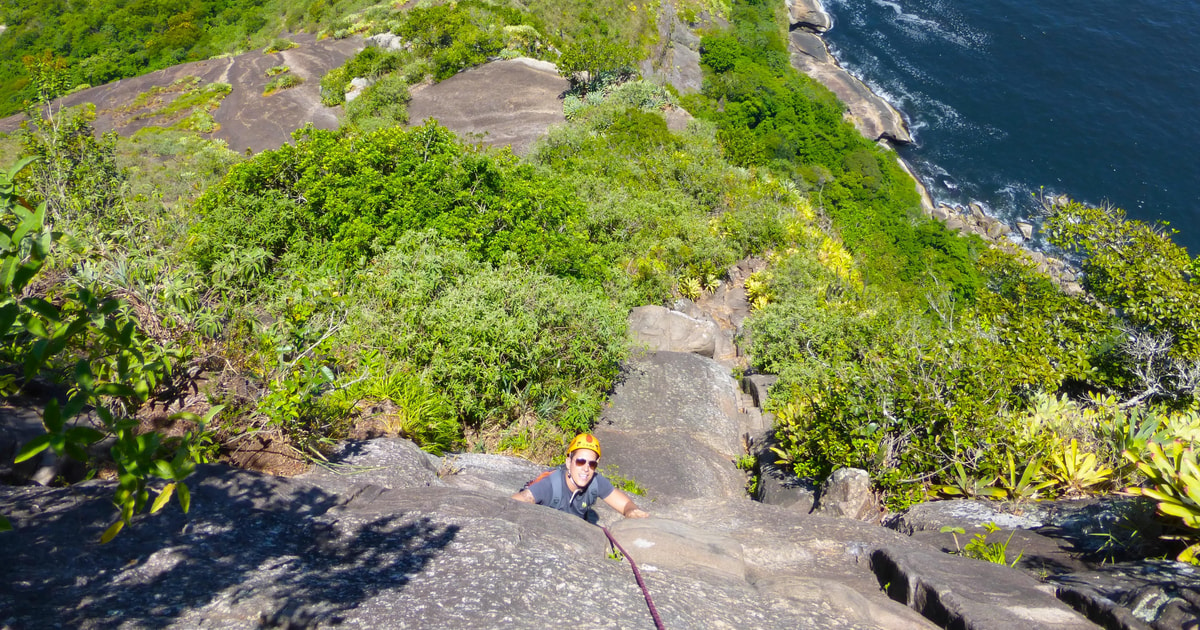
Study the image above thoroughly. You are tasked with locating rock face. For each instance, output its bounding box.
[0,350,1107,629]
[0,33,362,153]
[406,57,567,156]
[628,304,723,357]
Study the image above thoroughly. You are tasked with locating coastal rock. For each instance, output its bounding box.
[789,30,833,64]
[1017,221,1035,240]
[986,219,1009,240]
[787,0,832,32]
[788,32,912,144]
[945,217,967,232]
[932,206,953,221]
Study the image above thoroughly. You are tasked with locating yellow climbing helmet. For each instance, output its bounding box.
[567,433,601,458]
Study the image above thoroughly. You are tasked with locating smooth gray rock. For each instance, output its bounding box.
[887,499,1044,535]
[814,467,879,521]
[872,545,1100,629]
[628,305,721,357]
[297,438,442,495]
[600,352,744,459]
[787,0,833,32]
[610,517,747,581]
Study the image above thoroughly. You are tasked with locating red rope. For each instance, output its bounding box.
[603,526,666,630]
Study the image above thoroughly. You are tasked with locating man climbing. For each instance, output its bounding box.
[511,433,649,522]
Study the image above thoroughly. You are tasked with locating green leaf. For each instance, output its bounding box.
[0,302,20,335]
[154,460,174,479]
[74,361,95,392]
[95,383,138,398]
[42,397,63,432]
[99,520,124,544]
[177,482,191,513]
[0,514,11,532]
[21,297,59,322]
[65,425,105,445]
[150,483,176,514]
[13,434,51,463]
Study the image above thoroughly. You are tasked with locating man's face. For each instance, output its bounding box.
[567,448,599,489]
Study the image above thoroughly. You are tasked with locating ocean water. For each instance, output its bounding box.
[818,0,1200,254]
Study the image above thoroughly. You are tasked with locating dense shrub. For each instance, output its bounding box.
[343,232,626,430]
[191,122,597,277]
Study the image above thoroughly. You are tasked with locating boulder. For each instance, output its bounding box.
[932,205,953,221]
[344,76,372,102]
[945,217,967,232]
[628,305,721,357]
[814,468,879,521]
[365,32,404,51]
[787,0,832,32]
[1017,221,1035,240]
[986,219,1009,240]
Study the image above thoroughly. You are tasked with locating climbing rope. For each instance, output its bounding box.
[602,526,666,630]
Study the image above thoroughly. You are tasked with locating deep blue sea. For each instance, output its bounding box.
[818,0,1200,254]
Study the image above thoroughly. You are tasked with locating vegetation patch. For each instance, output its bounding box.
[116,77,231,134]
[263,73,304,96]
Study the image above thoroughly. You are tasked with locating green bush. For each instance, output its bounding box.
[263,73,303,95]
[343,232,626,430]
[344,74,410,131]
[191,122,597,277]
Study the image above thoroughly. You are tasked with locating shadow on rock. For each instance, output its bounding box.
[0,464,458,628]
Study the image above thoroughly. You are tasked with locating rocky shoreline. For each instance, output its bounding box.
[782,0,1081,293]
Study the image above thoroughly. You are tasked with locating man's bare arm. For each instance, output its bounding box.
[604,489,649,518]
[511,489,536,504]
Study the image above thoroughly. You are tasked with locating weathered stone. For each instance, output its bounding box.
[814,468,879,521]
[986,220,1009,240]
[872,545,1099,629]
[787,0,832,32]
[365,32,404,51]
[610,517,747,581]
[756,460,817,511]
[970,202,988,223]
[789,30,832,63]
[945,218,967,232]
[887,499,1044,535]
[932,206,953,221]
[1017,221,1035,240]
[406,57,568,156]
[344,76,372,102]
[787,32,911,144]
[297,438,442,495]
[1064,282,1085,295]
[628,304,721,357]
[756,576,941,629]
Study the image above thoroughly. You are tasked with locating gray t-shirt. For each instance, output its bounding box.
[526,467,614,520]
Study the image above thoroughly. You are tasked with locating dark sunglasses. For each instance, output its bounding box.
[573,457,598,469]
